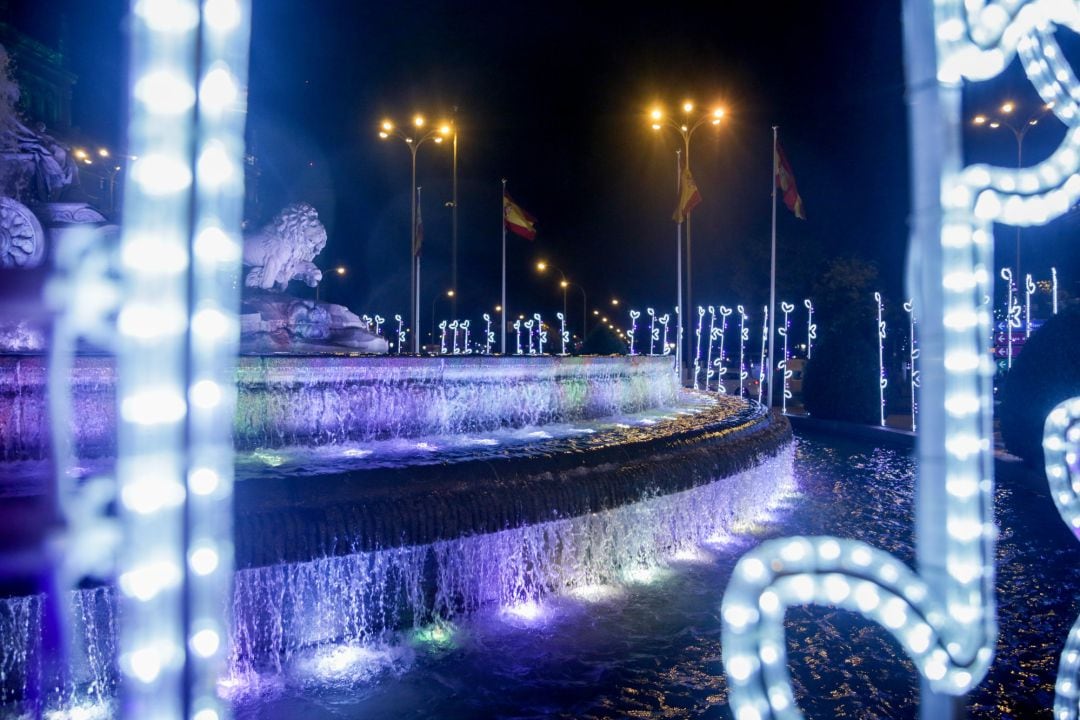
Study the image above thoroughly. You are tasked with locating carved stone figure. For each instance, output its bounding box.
[242,203,327,291]
[0,45,79,203]
[0,196,45,268]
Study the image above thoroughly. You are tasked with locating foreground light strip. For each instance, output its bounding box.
[117,0,250,717]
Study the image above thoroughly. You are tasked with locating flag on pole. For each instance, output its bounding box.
[672,160,701,223]
[414,186,424,255]
[504,193,537,240]
[775,142,806,220]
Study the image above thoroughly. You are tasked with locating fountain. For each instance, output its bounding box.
[0,38,793,720]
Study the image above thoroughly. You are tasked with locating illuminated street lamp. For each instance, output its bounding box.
[649,100,726,377]
[315,265,346,303]
[971,100,1055,279]
[378,114,451,352]
[430,289,455,344]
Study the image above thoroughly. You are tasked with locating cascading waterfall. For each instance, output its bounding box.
[0,446,793,711]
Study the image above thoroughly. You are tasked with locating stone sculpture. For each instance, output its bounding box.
[239,203,387,353]
[242,202,327,291]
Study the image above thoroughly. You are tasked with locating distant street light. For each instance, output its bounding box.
[649,100,726,377]
[378,114,451,352]
[430,289,455,344]
[316,265,346,303]
[971,100,1055,279]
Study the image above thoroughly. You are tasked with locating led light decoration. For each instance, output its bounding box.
[713,306,732,395]
[557,312,568,355]
[778,302,794,413]
[439,320,448,355]
[483,313,494,354]
[758,305,768,404]
[647,308,658,356]
[1002,268,1018,369]
[875,292,887,427]
[524,318,535,355]
[109,0,251,717]
[361,313,372,329]
[1054,267,1060,315]
[738,305,749,398]
[395,314,405,354]
[804,299,816,360]
[1025,274,1036,338]
[1044,399,1080,717]
[374,314,384,336]
[705,306,717,392]
[722,2,1080,715]
[449,320,460,354]
[659,313,671,356]
[694,306,705,390]
[461,319,471,354]
[513,319,523,355]
[628,310,640,356]
[534,313,546,355]
[904,299,921,433]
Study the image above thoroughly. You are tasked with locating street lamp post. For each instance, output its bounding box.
[649,101,725,380]
[430,289,455,348]
[971,100,1053,280]
[379,115,450,353]
[537,261,587,342]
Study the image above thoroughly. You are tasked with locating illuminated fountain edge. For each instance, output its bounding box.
[0,353,679,460]
[234,401,792,566]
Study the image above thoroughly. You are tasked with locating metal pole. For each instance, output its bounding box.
[676,149,684,380]
[410,149,418,353]
[501,179,507,355]
[452,120,459,317]
[1015,132,1022,282]
[767,127,778,409]
[415,185,422,354]
[684,135,693,384]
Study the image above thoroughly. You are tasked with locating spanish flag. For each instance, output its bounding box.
[775,142,806,220]
[504,193,537,240]
[672,161,702,224]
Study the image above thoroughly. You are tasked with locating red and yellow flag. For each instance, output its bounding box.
[775,142,806,220]
[673,161,702,224]
[504,193,537,240]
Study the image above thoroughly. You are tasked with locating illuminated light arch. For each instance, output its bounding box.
[723,2,1080,717]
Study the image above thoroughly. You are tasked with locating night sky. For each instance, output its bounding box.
[9,1,1079,332]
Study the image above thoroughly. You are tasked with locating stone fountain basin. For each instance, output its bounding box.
[234,397,791,567]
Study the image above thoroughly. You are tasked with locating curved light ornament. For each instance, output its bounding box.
[804,298,816,360]
[777,302,793,413]
[738,305,749,397]
[1025,274,1036,338]
[483,313,494,355]
[439,320,448,355]
[1045,399,1080,718]
[557,312,568,355]
[723,2,1080,717]
[395,314,405,353]
[534,313,547,355]
[694,306,706,390]
[904,299,921,432]
[647,307,658,356]
[659,313,672,356]
[628,309,640,356]
[875,292,888,427]
[758,305,768,404]
[714,305,732,395]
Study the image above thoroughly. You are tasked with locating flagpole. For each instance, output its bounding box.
[767,127,778,410]
[416,185,422,355]
[675,150,683,379]
[501,178,508,355]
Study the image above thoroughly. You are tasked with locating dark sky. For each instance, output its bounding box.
[9,1,1079,331]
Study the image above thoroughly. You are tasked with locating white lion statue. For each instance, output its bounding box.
[242,202,327,291]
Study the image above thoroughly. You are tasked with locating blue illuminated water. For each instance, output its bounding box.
[232,435,1080,720]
